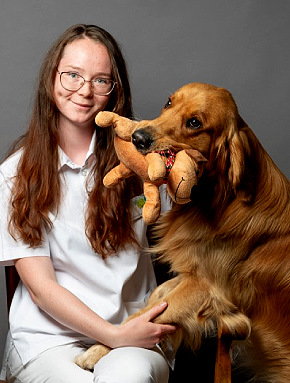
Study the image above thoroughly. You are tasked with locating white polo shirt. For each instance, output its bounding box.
[0,132,165,367]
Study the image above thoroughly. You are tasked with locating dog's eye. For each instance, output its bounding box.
[164,98,172,109]
[187,117,202,129]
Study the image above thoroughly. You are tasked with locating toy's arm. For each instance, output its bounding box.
[103,163,134,188]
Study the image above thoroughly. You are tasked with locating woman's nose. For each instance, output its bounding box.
[78,80,93,96]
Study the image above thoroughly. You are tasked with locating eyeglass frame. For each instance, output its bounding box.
[56,70,117,96]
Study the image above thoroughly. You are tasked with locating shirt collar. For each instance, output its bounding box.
[58,130,97,171]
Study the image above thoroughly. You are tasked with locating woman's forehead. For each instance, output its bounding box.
[59,38,112,74]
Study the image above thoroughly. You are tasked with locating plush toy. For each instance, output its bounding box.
[95,111,207,225]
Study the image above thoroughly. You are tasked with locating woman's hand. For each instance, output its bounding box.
[109,302,178,349]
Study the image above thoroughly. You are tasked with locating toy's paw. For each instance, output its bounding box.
[103,163,134,188]
[103,171,119,188]
[75,344,111,370]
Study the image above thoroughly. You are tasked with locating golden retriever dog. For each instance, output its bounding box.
[75,83,290,382]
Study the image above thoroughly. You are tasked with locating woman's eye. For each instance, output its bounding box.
[187,117,202,129]
[95,78,108,84]
[164,98,172,109]
[68,72,80,79]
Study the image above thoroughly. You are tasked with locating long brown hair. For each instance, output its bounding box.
[7,24,141,257]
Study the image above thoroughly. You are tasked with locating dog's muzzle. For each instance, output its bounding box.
[132,129,153,152]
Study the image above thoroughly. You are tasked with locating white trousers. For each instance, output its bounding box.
[5,341,170,383]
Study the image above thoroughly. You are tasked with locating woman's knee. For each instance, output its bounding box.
[6,343,93,383]
[93,347,169,383]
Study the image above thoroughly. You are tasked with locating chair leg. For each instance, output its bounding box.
[214,326,232,383]
[5,265,20,311]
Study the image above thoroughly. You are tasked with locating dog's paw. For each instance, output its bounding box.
[218,311,251,340]
[75,344,111,370]
[198,296,251,341]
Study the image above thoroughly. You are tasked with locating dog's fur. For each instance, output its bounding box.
[75,83,290,382]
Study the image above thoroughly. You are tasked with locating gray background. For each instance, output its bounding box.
[1,0,289,363]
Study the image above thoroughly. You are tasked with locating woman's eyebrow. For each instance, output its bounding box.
[60,66,112,78]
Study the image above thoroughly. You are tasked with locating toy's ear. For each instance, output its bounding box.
[95,111,137,141]
[167,149,207,204]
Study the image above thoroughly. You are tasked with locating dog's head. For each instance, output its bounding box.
[132,83,252,196]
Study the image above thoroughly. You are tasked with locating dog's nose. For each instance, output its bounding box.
[132,129,153,151]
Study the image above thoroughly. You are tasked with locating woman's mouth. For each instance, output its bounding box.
[71,100,93,109]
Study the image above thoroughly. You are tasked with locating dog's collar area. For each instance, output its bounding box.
[152,149,176,179]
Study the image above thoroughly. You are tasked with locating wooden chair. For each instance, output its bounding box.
[1,267,20,383]
[4,266,233,382]
[214,327,233,383]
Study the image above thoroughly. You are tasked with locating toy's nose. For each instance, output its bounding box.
[132,129,153,151]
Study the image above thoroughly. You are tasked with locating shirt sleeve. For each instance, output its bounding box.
[0,169,50,267]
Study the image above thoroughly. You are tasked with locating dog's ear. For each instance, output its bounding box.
[228,121,246,190]
[216,115,251,196]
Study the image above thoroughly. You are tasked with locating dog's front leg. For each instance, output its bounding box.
[148,276,251,352]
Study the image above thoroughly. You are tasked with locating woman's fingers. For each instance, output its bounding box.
[144,302,178,334]
[145,301,168,321]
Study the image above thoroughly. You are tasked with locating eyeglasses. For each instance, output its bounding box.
[57,71,116,96]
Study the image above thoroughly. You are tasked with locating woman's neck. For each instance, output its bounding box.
[58,121,95,166]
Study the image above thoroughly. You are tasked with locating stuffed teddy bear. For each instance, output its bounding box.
[95,111,207,225]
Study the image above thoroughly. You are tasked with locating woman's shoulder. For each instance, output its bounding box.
[0,149,22,180]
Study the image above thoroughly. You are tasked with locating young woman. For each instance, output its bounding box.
[0,24,176,383]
